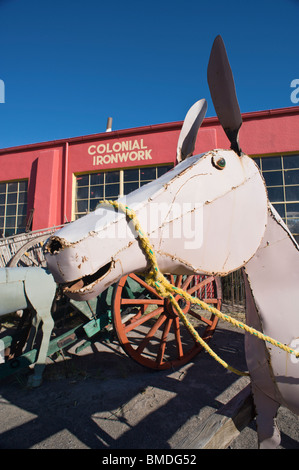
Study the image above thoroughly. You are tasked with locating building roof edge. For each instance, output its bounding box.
[1,106,298,155]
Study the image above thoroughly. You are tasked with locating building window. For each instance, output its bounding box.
[74,164,173,219]
[254,154,299,243]
[123,166,172,194]
[0,180,28,237]
[75,171,120,218]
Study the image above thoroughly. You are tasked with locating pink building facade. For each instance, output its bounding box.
[0,106,298,241]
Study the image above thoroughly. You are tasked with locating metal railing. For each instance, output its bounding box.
[0,225,64,267]
[221,268,245,310]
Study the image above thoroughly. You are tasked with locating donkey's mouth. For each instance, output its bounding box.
[62,261,113,294]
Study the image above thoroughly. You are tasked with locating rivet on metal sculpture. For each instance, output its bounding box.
[44,35,299,449]
[0,267,56,387]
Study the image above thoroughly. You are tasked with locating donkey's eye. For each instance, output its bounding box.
[212,156,226,170]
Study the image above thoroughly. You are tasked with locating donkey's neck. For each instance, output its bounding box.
[243,205,299,412]
[244,204,299,342]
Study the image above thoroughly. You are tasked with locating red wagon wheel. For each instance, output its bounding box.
[112,273,222,370]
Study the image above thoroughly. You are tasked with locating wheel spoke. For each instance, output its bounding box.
[156,318,173,365]
[121,305,144,325]
[187,276,215,296]
[173,317,184,359]
[187,309,214,326]
[136,314,167,354]
[124,306,164,333]
[121,298,164,305]
[175,275,183,288]
[181,275,194,291]
[129,273,164,299]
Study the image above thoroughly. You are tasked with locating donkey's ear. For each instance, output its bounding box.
[207,35,242,156]
[176,99,207,162]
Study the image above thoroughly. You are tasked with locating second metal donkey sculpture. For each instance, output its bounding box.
[0,267,56,387]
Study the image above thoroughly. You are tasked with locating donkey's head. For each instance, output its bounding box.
[45,36,268,300]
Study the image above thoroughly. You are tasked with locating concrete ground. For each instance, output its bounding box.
[0,319,298,450]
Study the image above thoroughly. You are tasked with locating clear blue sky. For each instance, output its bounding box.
[0,0,298,149]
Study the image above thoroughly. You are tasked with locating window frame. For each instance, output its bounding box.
[73,164,173,220]
[0,179,28,237]
[253,153,299,243]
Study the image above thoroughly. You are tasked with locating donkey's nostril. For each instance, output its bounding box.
[47,238,63,255]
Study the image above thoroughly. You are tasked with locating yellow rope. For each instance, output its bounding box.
[99,199,299,376]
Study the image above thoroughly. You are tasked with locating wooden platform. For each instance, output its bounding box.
[179,384,255,449]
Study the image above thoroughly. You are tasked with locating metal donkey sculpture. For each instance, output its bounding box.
[44,36,299,449]
[0,267,56,387]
